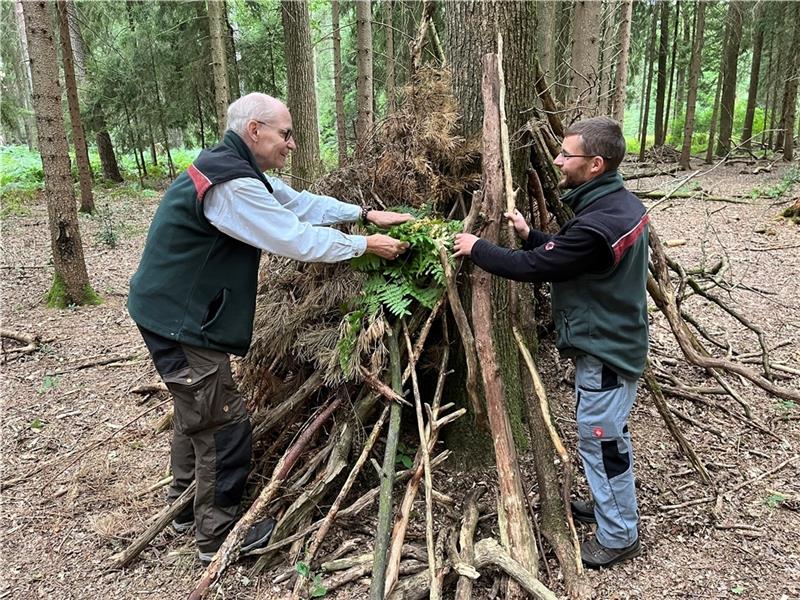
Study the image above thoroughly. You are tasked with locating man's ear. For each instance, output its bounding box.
[592,156,605,175]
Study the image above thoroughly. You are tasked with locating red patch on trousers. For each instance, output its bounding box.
[593,427,604,438]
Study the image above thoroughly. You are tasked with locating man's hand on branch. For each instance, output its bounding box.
[366,210,415,228]
[453,233,479,258]
[366,234,410,260]
[504,209,530,240]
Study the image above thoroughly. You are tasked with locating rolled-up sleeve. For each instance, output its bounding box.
[204,178,367,263]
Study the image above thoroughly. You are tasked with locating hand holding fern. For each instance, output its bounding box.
[365,234,410,260]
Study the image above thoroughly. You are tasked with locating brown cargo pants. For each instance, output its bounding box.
[138,327,252,554]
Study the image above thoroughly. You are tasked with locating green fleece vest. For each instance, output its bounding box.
[551,172,650,379]
[128,131,271,356]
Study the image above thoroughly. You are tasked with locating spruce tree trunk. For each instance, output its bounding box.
[638,4,658,162]
[281,0,322,188]
[207,0,230,139]
[92,103,123,182]
[672,2,692,125]
[716,0,743,156]
[537,0,556,80]
[568,0,602,121]
[781,2,800,161]
[741,4,764,149]
[65,0,85,82]
[680,1,705,171]
[15,0,36,150]
[385,0,396,114]
[612,0,634,123]
[332,0,347,166]
[355,0,373,155]
[223,0,240,100]
[663,1,680,143]
[705,72,723,163]
[22,0,93,307]
[653,0,670,147]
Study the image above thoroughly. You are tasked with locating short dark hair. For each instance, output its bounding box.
[565,117,626,172]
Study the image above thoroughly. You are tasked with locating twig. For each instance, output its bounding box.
[725,455,798,495]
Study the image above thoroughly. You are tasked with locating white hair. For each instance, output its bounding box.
[226,93,280,135]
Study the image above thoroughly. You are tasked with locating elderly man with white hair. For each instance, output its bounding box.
[128,93,411,564]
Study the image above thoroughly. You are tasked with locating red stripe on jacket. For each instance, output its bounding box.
[612,213,649,266]
[187,164,213,201]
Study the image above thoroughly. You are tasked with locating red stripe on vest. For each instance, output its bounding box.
[612,214,650,266]
[187,164,213,201]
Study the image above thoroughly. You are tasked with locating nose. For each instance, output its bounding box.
[287,137,296,151]
[554,154,564,167]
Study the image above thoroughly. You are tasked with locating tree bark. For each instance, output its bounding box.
[705,72,723,164]
[781,2,800,161]
[223,0,240,100]
[65,0,85,81]
[22,0,93,306]
[355,0,373,155]
[58,0,93,213]
[612,0,634,123]
[474,52,539,593]
[14,0,36,150]
[638,4,659,162]
[385,0,396,114]
[662,1,680,142]
[679,1,705,171]
[91,103,123,182]
[207,0,230,139]
[741,4,764,149]
[537,0,557,81]
[281,0,322,188]
[332,0,348,166]
[568,0,603,122]
[716,0,743,156]
[653,0,670,147]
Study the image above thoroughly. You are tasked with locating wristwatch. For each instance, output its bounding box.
[361,206,373,223]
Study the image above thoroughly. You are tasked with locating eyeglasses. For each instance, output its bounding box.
[253,120,294,142]
[558,149,607,160]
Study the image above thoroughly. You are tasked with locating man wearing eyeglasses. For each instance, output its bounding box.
[128,93,412,565]
[454,116,649,569]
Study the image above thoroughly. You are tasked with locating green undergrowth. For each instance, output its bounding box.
[45,273,103,309]
[750,167,800,200]
[337,212,462,377]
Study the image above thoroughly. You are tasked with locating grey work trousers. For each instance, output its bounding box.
[139,327,252,553]
[575,354,640,548]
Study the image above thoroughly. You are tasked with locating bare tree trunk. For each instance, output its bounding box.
[612,0,634,123]
[332,0,348,166]
[223,0,240,100]
[760,29,774,150]
[680,1,705,171]
[537,0,557,81]
[65,0,85,82]
[672,2,692,125]
[355,0,374,155]
[568,0,602,122]
[716,0,743,156]
[782,2,800,161]
[207,0,230,139]
[663,1,680,143]
[385,0,396,114]
[638,4,658,162]
[15,0,36,150]
[740,5,764,149]
[653,0,670,146]
[57,0,93,213]
[705,73,723,163]
[195,84,206,148]
[92,103,123,182]
[22,0,93,306]
[281,0,322,188]
[554,1,573,106]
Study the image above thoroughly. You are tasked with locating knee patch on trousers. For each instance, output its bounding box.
[214,420,252,507]
[601,440,630,479]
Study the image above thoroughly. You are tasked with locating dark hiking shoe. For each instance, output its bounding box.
[197,517,277,566]
[570,499,597,524]
[581,537,641,569]
[171,504,194,534]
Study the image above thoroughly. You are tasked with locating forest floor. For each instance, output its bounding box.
[1,159,799,600]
